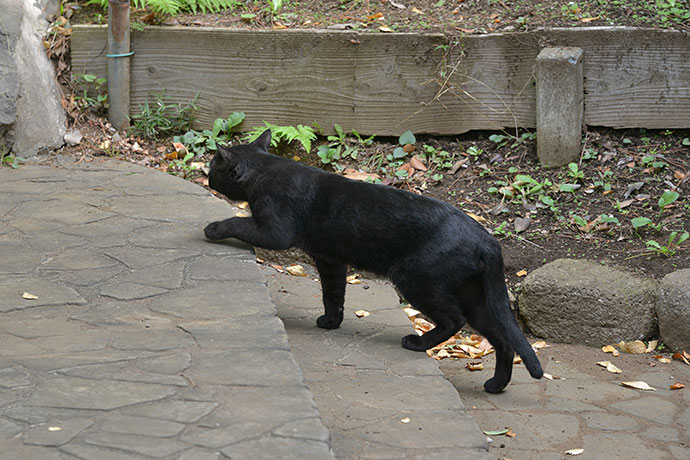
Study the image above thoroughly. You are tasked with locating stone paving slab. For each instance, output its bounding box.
[0,161,334,459]
[263,268,492,460]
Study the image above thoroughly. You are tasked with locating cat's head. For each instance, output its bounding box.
[208,129,272,201]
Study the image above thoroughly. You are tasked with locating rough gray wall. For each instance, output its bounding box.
[0,0,65,156]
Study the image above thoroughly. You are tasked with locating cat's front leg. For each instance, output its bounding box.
[204,217,292,250]
[314,257,347,329]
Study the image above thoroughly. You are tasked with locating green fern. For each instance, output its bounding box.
[244,122,317,153]
[87,0,238,16]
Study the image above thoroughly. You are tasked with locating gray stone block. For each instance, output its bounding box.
[657,268,690,351]
[536,47,584,167]
[519,258,658,344]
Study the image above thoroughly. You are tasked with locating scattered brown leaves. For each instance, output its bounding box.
[670,383,685,390]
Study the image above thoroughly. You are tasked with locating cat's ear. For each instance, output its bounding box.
[250,129,272,153]
[216,144,231,163]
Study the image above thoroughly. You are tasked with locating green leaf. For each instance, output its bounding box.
[227,112,246,129]
[646,240,661,249]
[482,429,510,436]
[540,195,555,206]
[399,130,416,146]
[682,138,690,146]
[393,147,408,159]
[395,169,409,178]
[678,232,690,244]
[658,190,679,209]
[599,214,620,225]
[631,217,652,230]
[559,184,578,193]
[212,118,225,137]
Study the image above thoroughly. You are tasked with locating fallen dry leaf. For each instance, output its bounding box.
[673,351,690,365]
[506,430,516,438]
[400,417,410,423]
[618,340,647,354]
[344,170,381,182]
[48,426,62,432]
[602,344,621,357]
[516,269,528,277]
[653,355,672,364]
[621,381,656,391]
[467,212,486,223]
[670,383,685,390]
[645,340,658,353]
[269,264,284,273]
[286,265,307,277]
[346,274,361,285]
[597,361,623,374]
[379,25,393,33]
[580,16,600,22]
[466,361,484,371]
[532,340,547,350]
[409,155,427,171]
[22,292,38,300]
[235,211,250,218]
[411,7,424,14]
[354,310,370,318]
[565,448,584,456]
[237,201,249,209]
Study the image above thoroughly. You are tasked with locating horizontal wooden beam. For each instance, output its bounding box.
[71,26,690,136]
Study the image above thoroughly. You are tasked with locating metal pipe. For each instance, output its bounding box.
[107,0,131,133]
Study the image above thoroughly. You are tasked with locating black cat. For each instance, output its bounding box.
[204,130,543,393]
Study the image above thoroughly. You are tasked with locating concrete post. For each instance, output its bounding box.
[535,47,584,167]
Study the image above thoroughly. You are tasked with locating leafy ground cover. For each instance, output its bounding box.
[72,0,690,33]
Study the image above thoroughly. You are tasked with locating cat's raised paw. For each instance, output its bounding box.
[204,221,225,240]
[401,334,429,352]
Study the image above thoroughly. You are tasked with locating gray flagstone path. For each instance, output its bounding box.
[0,160,490,460]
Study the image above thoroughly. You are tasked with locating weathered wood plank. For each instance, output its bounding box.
[71,25,690,135]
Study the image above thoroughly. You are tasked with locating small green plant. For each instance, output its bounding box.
[1,148,24,169]
[174,112,245,156]
[567,162,584,182]
[74,73,108,111]
[493,221,512,237]
[646,231,689,257]
[655,0,690,24]
[168,151,197,178]
[87,0,240,17]
[488,134,509,149]
[423,145,455,170]
[130,92,198,139]
[466,145,483,159]
[641,153,668,171]
[267,0,283,15]
[244,122,317,153]
[658,190,680,213]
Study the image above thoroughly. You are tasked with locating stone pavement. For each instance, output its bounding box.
[262,267,491,460]
[0,161,333,459]
[264,269,690,460]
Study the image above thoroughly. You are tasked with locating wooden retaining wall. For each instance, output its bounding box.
[71,26,690,136]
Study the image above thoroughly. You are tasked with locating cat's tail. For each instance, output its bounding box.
[482,249,544,380]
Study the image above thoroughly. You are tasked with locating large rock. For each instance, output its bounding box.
[657,269,690,351]
[0,0,65,156]
[518,259,658,345]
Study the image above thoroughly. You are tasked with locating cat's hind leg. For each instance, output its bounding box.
[314,257,347,330]
[398,291,467,351]
[471,318,514,394]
